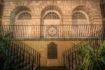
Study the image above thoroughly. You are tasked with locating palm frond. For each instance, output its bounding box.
[79,41,105,70]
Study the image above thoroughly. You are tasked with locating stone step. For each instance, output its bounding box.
[40,66,67,70]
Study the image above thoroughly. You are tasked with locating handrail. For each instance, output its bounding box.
[63,40,103,70]
[0,24,103,40]
[6,41,41,70]
[63,29,103,70]
[63,41,91,70]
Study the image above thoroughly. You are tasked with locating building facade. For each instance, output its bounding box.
[1,0,103,67]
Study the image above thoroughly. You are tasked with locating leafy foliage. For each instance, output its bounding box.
[78,41,105,70]
[0,27,17,70]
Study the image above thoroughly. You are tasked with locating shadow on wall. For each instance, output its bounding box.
[0,1,3,26]
[100,0,105,37]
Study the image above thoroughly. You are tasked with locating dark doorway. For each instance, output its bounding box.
[47,42,57,59]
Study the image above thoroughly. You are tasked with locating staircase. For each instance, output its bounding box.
[63,40,102,70]
[5,41,40,70]
[40,66,66,70]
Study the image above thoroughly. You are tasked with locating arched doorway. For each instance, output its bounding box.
[47,42,60,66]
[48,42,57,59]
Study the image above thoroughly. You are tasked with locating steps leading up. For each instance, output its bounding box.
[40,66,67,70]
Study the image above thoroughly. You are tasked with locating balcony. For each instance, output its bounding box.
[0,24,103,40]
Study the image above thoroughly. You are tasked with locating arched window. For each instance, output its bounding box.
[44,12,60,19]
[17,12,31,20]
[14,11,33,39]
[72,11,89,25]
[72,11,90,37]
[10,6,37,39]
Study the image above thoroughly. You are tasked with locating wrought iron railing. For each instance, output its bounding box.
[62,24,103,70]
[6,41,41,70]
[63,42,84,70]
[1,24,103,40]
[0,25,41,70]
[63,40,102,70]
